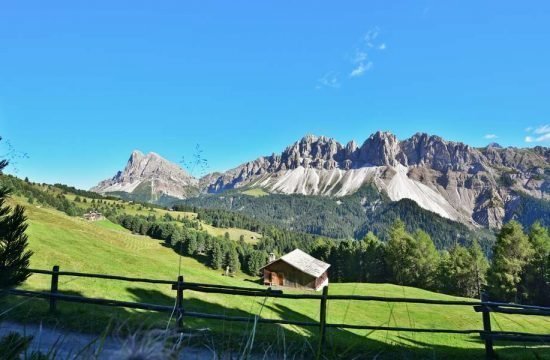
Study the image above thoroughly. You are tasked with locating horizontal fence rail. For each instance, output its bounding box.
[9,289,174,313]
[5,266,550,360]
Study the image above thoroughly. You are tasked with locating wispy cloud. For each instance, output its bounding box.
[525,124,550,143]
[364,27,380,48]
[316,72,341,89]
[533,124,550,134]
[350,61,373,78]
[353,51,368,63]
[348,27,386,80]
[484,134,498,140]
[317,26,387,87]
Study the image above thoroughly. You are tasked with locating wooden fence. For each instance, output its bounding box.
[6,266,550,360]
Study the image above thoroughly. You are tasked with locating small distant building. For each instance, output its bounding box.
[83,211,103,221]
[260,249,330,291]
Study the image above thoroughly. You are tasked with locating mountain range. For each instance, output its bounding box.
[91,150,198,203]
[91,132,549,230]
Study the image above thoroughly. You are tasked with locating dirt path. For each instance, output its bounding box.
[0,321,219,359]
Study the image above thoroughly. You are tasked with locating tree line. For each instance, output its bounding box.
[2,171,548,306]
[118,211,549,306]
[115,213,270,276]
[179,186,497,253]
[0,174,83,216]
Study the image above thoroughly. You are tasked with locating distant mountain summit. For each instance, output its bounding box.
[203,131,549,228]
[91,150,198,203]
[486,142,503,149]
[91,132,549,228]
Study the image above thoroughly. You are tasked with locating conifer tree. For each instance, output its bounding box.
[226,246,240,274]
[413,229,440,289]
[209,241,223,270]
[0,158,33,289]
[186,232,198,255]
[386,220,416,285]
[359,232,386,282]
[247,250,268,275]
[469,239,488,298]
[520,222,550,305]
[488,221,533,302]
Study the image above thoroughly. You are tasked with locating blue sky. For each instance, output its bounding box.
[1,1,549,189]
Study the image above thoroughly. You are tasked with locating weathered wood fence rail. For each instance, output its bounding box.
[6,266,550,360]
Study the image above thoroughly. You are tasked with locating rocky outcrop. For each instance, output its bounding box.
[91,150,198,202]
[91,132,549,228]
[358,132,400,166]
[202,132,549,228]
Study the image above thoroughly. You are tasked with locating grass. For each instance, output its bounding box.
[2,198,550,359]
[93,218,130,232]
[64,193,262,242]
[200,222,261,243]
[241,188,269,197]
[64,193,196,219]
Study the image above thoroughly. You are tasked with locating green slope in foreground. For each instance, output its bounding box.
[3,199,550,359]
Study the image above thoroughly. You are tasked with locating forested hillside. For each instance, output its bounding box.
[180,185,496,253]
[2,173,548,306]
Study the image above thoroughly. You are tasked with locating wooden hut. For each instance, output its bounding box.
[260,249,330,291]
[83,211,103,221]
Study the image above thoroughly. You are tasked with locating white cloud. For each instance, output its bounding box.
[534,124,550,134]
[317,27,386,88]
[350,61,373,78]
[353,51,368,63]
[317,72,340,89]
[364,27,380,48]
[524,124,550,143]
[484,134,498,139]
[525,133,550,143]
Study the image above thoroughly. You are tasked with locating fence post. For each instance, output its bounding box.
[49,265,59,313]
[316,285,329,360]
[176,275,184,331]
[480,292,495,360]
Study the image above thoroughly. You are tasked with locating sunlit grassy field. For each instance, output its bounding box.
[2,198,549,359]
[241,188,269,197]
[64,193,262,242]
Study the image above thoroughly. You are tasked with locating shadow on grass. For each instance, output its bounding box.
[402,336,550,360]
[244,278,263,285]
[121,287,503,359]
[3,287,549,359]
[160,241,214,269]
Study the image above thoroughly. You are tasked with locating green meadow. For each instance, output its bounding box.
[3,198,550,359]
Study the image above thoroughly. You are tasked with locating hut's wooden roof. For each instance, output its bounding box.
[261,249,330,278]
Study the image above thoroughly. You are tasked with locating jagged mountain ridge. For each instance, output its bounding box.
[91,132,549,228]
[203,132,549,227]
[91,150,198,202]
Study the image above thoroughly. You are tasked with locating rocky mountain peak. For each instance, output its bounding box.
[129,150,144,164]
[201,131,548,228]
[358,131,400,166]
[280,135,344,169]
[400,133,484,171]
[91,150,198,202]
[92,132,548,228]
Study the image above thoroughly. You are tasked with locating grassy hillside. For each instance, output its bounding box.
[3,197,549,359]
[62,192,262,242]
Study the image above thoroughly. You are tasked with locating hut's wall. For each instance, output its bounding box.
[263,260,317,290]
[315,271,329,289]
